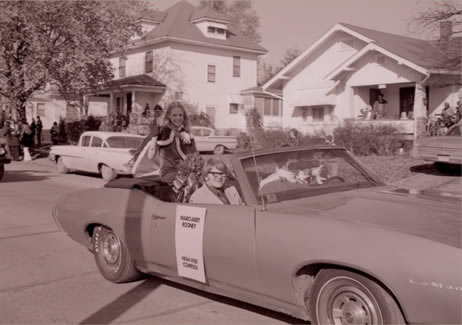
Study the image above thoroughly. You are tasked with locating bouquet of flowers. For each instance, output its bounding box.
[171,153,205,202]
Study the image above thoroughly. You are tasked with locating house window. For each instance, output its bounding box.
[207,26,216,33]
[145,51,153,73]
[36,103,45,116]
[119,57,126,78]
[312,106,324,122]
[175,92,183,100]
[272,99,281,116]
[233,56,240,77]
[264,98,272,116]
[216,28,225,35]
[229,103,239,114]
[208,65,216,83]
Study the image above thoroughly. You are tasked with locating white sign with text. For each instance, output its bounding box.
[175,205,207,283]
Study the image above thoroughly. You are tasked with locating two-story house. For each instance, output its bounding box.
[2,0,266,131]
[92,0,267,131]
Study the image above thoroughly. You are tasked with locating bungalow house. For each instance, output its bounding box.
[90,0,267,131]
[1,0,266,131]
[257,22,461,139]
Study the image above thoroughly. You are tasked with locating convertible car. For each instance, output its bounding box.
[53,146,461,324]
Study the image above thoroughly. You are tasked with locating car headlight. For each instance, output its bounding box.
[0,147,5,155]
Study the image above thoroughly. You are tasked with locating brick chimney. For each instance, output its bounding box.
[440,21,452,44]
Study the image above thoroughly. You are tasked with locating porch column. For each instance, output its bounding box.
[109,93,113,116]
[413,82,427,140]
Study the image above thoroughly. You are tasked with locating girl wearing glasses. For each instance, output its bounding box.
[189,158,243,205]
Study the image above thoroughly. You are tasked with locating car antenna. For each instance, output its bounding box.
[248,134,266,211]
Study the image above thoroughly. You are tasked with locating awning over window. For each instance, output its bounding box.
[228,93,243,104]
[291,88,336,107]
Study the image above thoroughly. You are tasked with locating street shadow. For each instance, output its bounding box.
[2,170,54,183]
[79,279,159,324]
[410,163,462,177]
[79,275,306,324]
[153,277,309,325]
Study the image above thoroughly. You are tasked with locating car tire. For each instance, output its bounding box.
[213,145,225,155]
[93,226,142,283]
[0,164,4,181]
[310,269,405,325]
[100,164,117,181]
[57,157,69,174]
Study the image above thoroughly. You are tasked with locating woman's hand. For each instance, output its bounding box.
[179,131,192,144]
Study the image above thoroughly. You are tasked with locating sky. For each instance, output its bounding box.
[148,0,441,65]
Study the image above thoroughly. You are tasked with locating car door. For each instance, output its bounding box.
[191,127,206,152]
[86,136,103,173]
[147,201,259,293]
[200,128,215,152]
[72,135,91,171]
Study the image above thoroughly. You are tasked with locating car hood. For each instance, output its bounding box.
[268,186,461,248]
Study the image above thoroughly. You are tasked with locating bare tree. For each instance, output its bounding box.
[411,1,461,86]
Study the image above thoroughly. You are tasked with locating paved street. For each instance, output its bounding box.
[0,158,460,324]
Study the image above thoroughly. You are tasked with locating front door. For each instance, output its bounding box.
[400,87,415,118]
[369,88,382,106]
[126,93,132,120]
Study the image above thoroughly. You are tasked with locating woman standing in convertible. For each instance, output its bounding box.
[158,101,197,184]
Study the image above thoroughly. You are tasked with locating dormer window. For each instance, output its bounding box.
[207,26,227,37]
[191,8,231,41]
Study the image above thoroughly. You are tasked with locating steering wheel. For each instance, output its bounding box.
[325,176,346,184]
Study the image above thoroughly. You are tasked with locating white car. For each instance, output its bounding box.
[190,126,238,154]
[49,131,144,181]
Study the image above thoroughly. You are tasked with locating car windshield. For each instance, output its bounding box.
[241,148,377,203]
[106,136,143,149]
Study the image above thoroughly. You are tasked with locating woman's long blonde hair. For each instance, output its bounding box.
[162,101,191,132]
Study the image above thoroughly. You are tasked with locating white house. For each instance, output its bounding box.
[91,0,267,131]
[1,1,266,131]
[260,22,461,138]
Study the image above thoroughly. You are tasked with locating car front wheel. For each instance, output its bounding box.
[100,164,117,181]
[0,164,4,181]
[93,226,142,283]
[310,269,405,325]
[213,145,225,155]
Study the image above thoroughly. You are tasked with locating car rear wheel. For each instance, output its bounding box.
[0,164,4,181]
[213,145,225,155]
[100,164,117,181]
[57,157,69,174]
[310,269,405,325]
[93,226,142,283]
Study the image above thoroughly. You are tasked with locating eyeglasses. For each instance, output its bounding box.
[209,171,226,178]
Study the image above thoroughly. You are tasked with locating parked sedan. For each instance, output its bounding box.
[190,126,237,154]
[53,145,461,325]
[415,121,462,170]
[49,131,143,180]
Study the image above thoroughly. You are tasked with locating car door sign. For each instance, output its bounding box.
[175,205,207,283]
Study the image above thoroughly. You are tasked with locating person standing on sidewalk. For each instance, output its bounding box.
[30,118,37,147]
[36,116,43,147]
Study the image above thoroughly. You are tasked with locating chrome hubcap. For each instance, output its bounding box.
[102,232,121,266]
[317,277,382,325]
